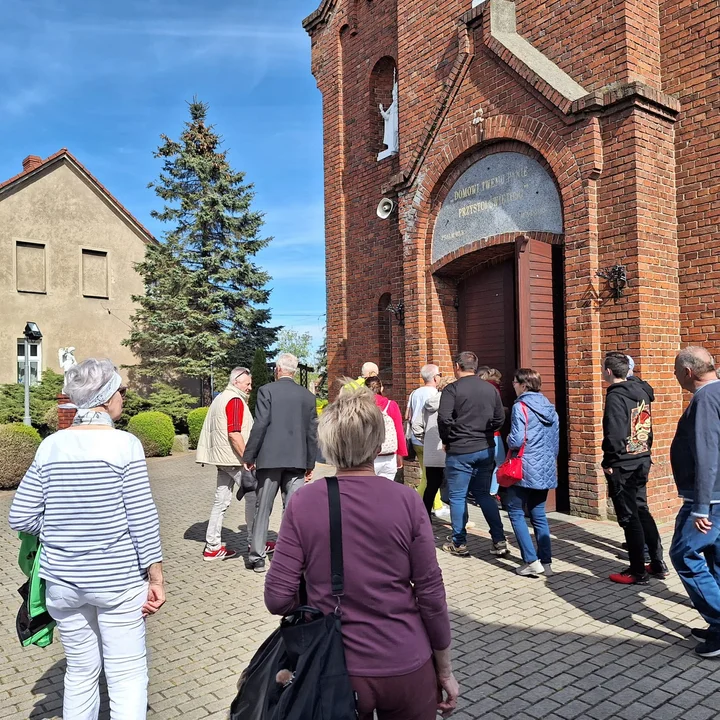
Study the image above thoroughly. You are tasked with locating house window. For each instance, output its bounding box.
[16,241,46,293]
[17,339,42,385]
[82,249,109,298]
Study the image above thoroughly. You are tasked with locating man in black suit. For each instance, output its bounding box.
[244,353,318,572]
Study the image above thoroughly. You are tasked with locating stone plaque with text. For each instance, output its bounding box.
[432,152,563,263]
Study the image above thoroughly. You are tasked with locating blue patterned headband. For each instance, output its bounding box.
[78,372,123,409]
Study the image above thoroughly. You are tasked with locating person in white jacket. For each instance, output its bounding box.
[413,377,454,518]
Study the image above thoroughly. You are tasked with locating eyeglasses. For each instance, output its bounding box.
[118,386,127,399]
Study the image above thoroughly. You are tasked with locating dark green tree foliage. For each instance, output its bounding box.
[125,99,278,385]
[249,347,270,415]
[315,331,328,399]
[145,383,198,434]
[0,369,65,433]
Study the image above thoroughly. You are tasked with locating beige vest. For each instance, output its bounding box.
[195,384,253,467]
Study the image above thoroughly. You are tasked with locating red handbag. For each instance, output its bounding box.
[497,403,529,488]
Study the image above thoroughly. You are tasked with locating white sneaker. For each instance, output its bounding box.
[433,507,450,520]
[516,560,545,576]
[542,563,553,576]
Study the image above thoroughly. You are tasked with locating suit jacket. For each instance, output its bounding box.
[243,377,319,471]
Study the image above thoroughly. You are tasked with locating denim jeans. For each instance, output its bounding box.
[446,448,505,547]
[670,502,720,630]
[506,485,552,564]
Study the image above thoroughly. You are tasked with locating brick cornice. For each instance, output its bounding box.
[303,0,336,34]
[571,81,681,123]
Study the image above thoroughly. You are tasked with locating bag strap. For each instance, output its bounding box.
[516,403,529,459]
[326,477,344,598]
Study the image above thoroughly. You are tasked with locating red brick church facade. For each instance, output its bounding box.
[303,0,718,521]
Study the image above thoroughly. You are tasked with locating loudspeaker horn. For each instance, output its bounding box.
[376,197,396,219]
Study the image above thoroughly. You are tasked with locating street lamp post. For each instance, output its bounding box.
[22,322,42,427]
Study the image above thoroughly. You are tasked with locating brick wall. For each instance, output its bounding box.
[304,0,713,520]
[57,393,76,429]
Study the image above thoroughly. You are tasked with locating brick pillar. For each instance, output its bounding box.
[57,393,76,429]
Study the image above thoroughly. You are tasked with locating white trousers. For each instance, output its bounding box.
[46,581,149,720]
[374,454,398,481]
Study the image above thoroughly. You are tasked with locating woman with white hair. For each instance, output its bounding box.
[9,358,164,720]
[265,386,458,720]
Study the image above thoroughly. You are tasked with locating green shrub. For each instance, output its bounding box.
[0,423,42,490]
[0,368,65,429]
[187,407,209,449]
[145,383,198,434]
[43,406,59,434]
[116,389,150,430]
[127,411,175,457]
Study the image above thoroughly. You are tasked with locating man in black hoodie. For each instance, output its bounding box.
[602,352,666,585]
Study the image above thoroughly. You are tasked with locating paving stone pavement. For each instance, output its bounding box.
[2,452,720,719]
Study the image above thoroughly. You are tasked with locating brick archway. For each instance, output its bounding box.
[400,115,607,517]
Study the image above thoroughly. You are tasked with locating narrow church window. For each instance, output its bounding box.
[15,241,46,294]
[82,249,109,299]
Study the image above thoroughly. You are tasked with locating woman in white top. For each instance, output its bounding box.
[9,358,164,720]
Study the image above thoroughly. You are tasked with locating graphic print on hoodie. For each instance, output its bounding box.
[602,376,655,469]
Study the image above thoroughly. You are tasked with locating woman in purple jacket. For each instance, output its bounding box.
[264,385,459,720]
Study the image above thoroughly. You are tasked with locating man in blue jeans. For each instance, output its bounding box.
[438,351,507,557]
[670,346,720,658]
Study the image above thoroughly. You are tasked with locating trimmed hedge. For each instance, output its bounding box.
[127,411,175,458]
[187,407,209,450]
[0,423,42,490]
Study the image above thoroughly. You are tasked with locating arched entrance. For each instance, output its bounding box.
[431,149,569,511]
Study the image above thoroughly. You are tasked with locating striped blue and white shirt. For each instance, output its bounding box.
[9,428,163,593]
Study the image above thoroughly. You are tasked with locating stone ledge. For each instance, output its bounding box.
[572,81,681,122]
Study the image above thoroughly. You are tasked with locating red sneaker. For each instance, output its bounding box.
[246,541,277,554]
[203,546,237,562]
[609,569,649,585]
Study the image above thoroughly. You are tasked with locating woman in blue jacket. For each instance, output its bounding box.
[507,368,560,577]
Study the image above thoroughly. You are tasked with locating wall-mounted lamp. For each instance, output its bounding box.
[386,302,405,326]
[596,265,628,302]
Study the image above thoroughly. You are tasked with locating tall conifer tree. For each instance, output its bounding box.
[126,100,278,384]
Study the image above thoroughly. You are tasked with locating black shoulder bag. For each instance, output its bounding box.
[230,477,357,720]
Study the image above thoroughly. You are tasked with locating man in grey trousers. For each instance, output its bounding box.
[243,352,318,572]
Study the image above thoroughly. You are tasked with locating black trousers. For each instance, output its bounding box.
[423,466,445,518]
[606,459,663,575]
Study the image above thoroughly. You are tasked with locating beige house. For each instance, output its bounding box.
[0,150,154,385]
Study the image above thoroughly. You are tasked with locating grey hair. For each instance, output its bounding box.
[229,366,251,383]
[677,347,716,376]
[319,383,384,468]
[276,353,299,375]
[361,361,379,377]
[63,358,118,408]
[420,363,439,383]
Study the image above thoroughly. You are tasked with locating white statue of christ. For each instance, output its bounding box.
[378,76,399,161]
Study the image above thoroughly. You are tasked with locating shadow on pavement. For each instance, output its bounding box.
[29,660,110,720]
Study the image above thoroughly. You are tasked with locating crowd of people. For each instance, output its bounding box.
[7,343,720,718]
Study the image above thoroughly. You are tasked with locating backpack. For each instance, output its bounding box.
[229,477,357,720]
[379,400,398,455]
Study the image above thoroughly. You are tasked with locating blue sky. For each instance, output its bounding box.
[0,0,326,351]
